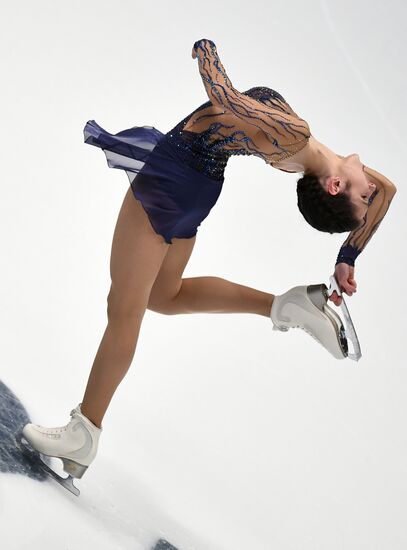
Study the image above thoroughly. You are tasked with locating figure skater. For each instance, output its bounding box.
[21,39,397,490]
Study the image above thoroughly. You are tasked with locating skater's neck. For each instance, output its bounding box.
[299,136,343,178]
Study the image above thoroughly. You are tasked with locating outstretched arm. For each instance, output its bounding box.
[335,164,397,266]
[192,39,310,147]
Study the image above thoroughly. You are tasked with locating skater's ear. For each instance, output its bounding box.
[325,175,350,197]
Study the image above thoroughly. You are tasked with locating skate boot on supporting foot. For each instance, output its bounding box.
[21,403,102,481]
[270,284,348,360]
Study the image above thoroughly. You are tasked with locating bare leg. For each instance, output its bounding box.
[80,187,169,428]
[152,277,274,316]
[80,314,144,429]
[166,277,274,317]
[147,239,274,318]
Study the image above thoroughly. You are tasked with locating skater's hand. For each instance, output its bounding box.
[329,263,357,306]
[192,39,216,59]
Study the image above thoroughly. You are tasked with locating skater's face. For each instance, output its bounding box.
[326,153,376,224]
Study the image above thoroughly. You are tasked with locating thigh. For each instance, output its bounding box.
[108,186,170,313]
[147,234,197,311]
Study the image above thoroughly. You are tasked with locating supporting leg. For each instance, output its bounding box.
[80,187,170,428]
[80,312,145,429]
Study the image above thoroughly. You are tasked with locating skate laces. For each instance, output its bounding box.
[39,408,79,435]
[40,409,77,435]
[40,423,69,435]
[70,405,84,418]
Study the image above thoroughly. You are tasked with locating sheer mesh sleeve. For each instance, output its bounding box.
[335,164,397,266]
[192,39,311,163]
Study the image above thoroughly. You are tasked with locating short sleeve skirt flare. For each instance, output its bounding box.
[83,120,224,244]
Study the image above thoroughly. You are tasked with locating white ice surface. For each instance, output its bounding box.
[1,1,406,549]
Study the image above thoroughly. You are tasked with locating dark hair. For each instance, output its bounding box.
[296,172,360,233]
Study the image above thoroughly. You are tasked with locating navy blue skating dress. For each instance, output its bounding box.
[83,39,311,245]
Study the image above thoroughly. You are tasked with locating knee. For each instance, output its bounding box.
[107,287,149,320]
[146,297,176,315]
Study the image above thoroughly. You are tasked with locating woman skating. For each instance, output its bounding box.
[21,39,397,492]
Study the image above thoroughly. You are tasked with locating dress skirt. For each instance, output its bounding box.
[83,120,224,244]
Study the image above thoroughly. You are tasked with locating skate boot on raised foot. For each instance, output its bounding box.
[270,283,349,360]
[19,403,102,496]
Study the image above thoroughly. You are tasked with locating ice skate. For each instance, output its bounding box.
[17,403,102,496]
[270,276,361,361]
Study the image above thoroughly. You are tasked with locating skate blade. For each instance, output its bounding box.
[322,303,348,358]
[326,276,362,361]
[16,434,80,497]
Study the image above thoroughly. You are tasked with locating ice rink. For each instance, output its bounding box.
[1,1,406,549]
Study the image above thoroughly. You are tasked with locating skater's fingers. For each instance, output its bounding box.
[343,287,354,295]
[328,292,342,306]
[338,280,355,295]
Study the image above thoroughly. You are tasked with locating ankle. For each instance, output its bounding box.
[80,404,103,429]
[264,295,275,318]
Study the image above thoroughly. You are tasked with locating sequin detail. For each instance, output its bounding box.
[165,86,310,180]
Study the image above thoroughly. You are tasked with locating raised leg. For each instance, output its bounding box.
[165,276,274,317]
[147,235,274,318]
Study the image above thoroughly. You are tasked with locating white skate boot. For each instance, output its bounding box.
[19,403,102,496]
[270,283,350,360]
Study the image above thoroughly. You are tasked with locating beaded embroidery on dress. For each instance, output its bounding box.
[83,39,312,244]
[164,85,310,181]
